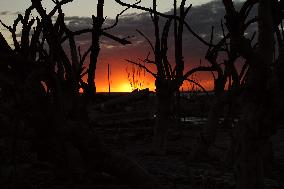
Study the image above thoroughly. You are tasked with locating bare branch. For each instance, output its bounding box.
[221,19,230,54]
[183,20,214,47]
[125,59,157,78]
[0,15,22,51]
[239,60,249,82]
[136,29,155,54]
[184,4,192,17]
[49,0,74,17]
[244,17,259,29]
[0,19,12,31]
[60,28,131,45]
[102,31,132,45]
[161,19,173,79]
[0,32,12,53]
[115,0,213,47]
[138,52,155,64]
[183,66,217,82]
[80,68,89,78]
[185,78,209,95]
[80,45,92,66]
[21,7,35,53]
[239,0,258,20]
[103,0,141,30]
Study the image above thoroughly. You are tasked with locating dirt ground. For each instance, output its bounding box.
[1,119,283,189]
[93,120,284,189]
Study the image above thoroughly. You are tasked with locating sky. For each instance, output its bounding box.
[0,0,248,92]
[0,0,214,18]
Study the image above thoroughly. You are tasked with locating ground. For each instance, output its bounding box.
[93,119,284,189]
[0,118,283,189]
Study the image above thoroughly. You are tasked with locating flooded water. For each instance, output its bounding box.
[180,117,207,125]
[180,117,239,127]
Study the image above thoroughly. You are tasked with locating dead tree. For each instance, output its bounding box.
[222,0,275,188]
[191,34,231,160]
[0,1,164,188]
[191,2,259,160]
[116,0,220,154]
[86,0,104,100]
[85,0,133,100]
[271,0,284,124]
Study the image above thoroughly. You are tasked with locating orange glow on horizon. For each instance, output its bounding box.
[82,58,214,93]
[116,83,133,92]
[94,76,213,93]
[93,59,157,92]
[96,80,156,92]
[92,65,214,92]
[79,78,213,93]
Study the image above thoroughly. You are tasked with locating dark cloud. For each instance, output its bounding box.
[0,0,255,90]
[60,0,258,86]
[0,11,23,16]
[65,0,257,56]
[3,0,258,65]
[12,11,23,15]
[0,11,10,16]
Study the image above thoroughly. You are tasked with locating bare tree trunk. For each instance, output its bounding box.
[153,80,174,154]
[235,102,270,189]
[234,0,274,188]
[87,0,104,100]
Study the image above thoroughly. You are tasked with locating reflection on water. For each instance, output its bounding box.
[180,117,239,127]
[180,117,207,125]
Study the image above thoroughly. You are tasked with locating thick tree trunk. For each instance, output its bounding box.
[219,0,275,188]
[153,81,174,155]
[234,0,274,188]
[87,0,104,100]
[235,102,271,189]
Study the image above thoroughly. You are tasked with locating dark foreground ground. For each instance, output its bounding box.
[0,120,283,189]
[89,120,284,189]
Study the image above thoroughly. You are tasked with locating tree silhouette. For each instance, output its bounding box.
[1,0,283,188]
[0,1,163,188]
[222,0,276,188]
[86,0,104,99]
[115,0,219,154]
[126,64,146,91]
[115,0,284,187]
[191,2,259,160]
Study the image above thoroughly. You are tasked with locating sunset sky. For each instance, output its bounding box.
[0,0,247,92]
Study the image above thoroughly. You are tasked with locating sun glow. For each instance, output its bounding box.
[116,83,133,92]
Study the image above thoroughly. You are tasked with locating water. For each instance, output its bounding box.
[180,117,207,125]
[180,117,239,126]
